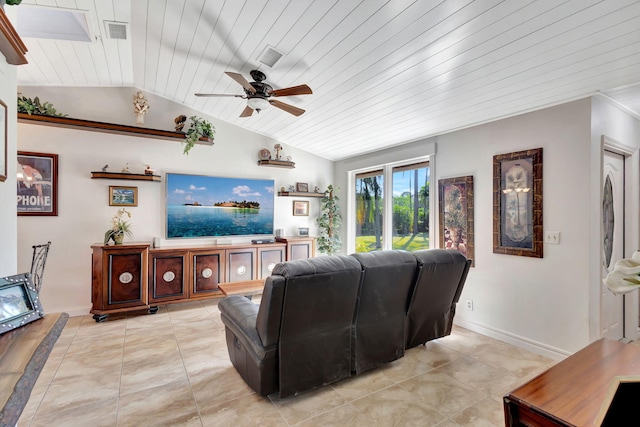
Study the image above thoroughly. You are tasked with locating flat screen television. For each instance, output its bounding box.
[166,173,275,239]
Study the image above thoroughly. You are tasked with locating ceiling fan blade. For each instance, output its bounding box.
[240,106,254,117]
[270,84,313,97]
[225,71,255,94]
[270,99,305,116]
[194,93,243,97]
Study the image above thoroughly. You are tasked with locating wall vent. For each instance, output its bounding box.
[104,21,128,40]
[258,45,284,68]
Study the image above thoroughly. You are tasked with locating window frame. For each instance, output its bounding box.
[348,155,434,253]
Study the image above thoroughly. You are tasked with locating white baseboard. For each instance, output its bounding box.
[454,319,571,360]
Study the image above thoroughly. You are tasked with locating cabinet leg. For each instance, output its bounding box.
[148,306,159,315]
[93,314,108,323]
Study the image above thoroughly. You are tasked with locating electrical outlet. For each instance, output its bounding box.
[544,231,560,244]
[465,300,473,311]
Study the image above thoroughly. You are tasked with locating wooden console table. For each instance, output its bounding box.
[219,279,264,299]
[504,338,640,426]
[0,313,68,426]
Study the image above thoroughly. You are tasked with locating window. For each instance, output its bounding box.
[391,162,430,250]
[353,160,430,253]
[355,170,384,252]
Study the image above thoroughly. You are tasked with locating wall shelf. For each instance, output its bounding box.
[257,159,295,168]
[17,113,214,146]
[0,9,28,65]
[278,191,324,198]
[91,171,161,182]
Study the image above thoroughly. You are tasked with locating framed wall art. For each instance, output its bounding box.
[17,151,58,216]
[438,175,474,266]
[493,148,543,258]
[0,99,6,182]
[293,200,309,216]
[109,186,138,206]
[0,273,45,335]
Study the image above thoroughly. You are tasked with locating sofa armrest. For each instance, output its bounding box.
[219,296,270,360]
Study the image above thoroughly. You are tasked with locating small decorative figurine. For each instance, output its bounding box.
[121,163,130,173]
[101,164,109,172]
[144,164,154,175]
[174,115,187,131]
[288,185,295,192]
[280,186,286,193]
[133,91,150,126]
[274,143,283,160]
[314,186,320,193]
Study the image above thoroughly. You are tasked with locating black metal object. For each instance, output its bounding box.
[30,241,51,293]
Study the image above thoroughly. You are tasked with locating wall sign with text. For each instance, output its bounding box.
[17,151,58,216]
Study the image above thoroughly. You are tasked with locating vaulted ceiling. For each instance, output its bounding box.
[10,0,640,161]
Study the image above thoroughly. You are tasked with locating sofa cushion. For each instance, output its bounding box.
[350,250,419,374]
[406,249,471,348]
[276,255,362,397]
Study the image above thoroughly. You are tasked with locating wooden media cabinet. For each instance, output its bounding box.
[90,238,314,322]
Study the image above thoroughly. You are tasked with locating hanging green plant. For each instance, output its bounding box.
[17,95,67,117]
[6,0,24,5]
[183,115,215,155]
[316,185,342,255]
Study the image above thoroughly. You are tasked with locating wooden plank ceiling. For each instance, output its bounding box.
[10,0,640,161]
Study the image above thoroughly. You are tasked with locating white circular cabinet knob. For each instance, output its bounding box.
[202,268,213,278]
[236,265,247,275]
[162,271,176,282]
[119,272,133,284]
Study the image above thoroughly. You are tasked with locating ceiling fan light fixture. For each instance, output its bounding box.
[247,97,270,112]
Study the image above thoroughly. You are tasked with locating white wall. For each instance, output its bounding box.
[0,48,17,276]
[336,99,593,357]
[16,87,333,316]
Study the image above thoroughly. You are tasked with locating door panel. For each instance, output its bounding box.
[601,150,624,340]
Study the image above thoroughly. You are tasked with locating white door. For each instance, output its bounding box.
[601,150,625,340]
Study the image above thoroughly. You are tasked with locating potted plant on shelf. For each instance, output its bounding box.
[17,95,66,117]
[104,208,133,245]
[316,185,342,255]
[183,116,215,155]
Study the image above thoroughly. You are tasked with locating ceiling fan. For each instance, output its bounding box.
[195,70,312,117]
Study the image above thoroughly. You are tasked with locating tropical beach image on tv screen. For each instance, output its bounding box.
[166,173,275,238]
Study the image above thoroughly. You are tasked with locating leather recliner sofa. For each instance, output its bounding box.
[218,249,471,398]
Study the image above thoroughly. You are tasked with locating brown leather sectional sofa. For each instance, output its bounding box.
[218,249,471,398]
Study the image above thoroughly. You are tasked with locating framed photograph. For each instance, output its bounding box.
[439,175,474,266]
[293,200,309,216]
[0,100,6,182]
[109,186,138,206]
[298,227,309,236]
[17,151,58,216]
[296,182,309,192]
[493,148,543,258]
[0,273,45,335]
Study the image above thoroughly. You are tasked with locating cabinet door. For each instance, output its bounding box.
[289,239,314,260]
[258,246,285,279]
[191,250,224,297]
[227,248,257,282]
[105,250,146,309]
[149,251,187,303]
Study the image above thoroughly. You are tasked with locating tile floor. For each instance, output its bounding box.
[18,299,556,426]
